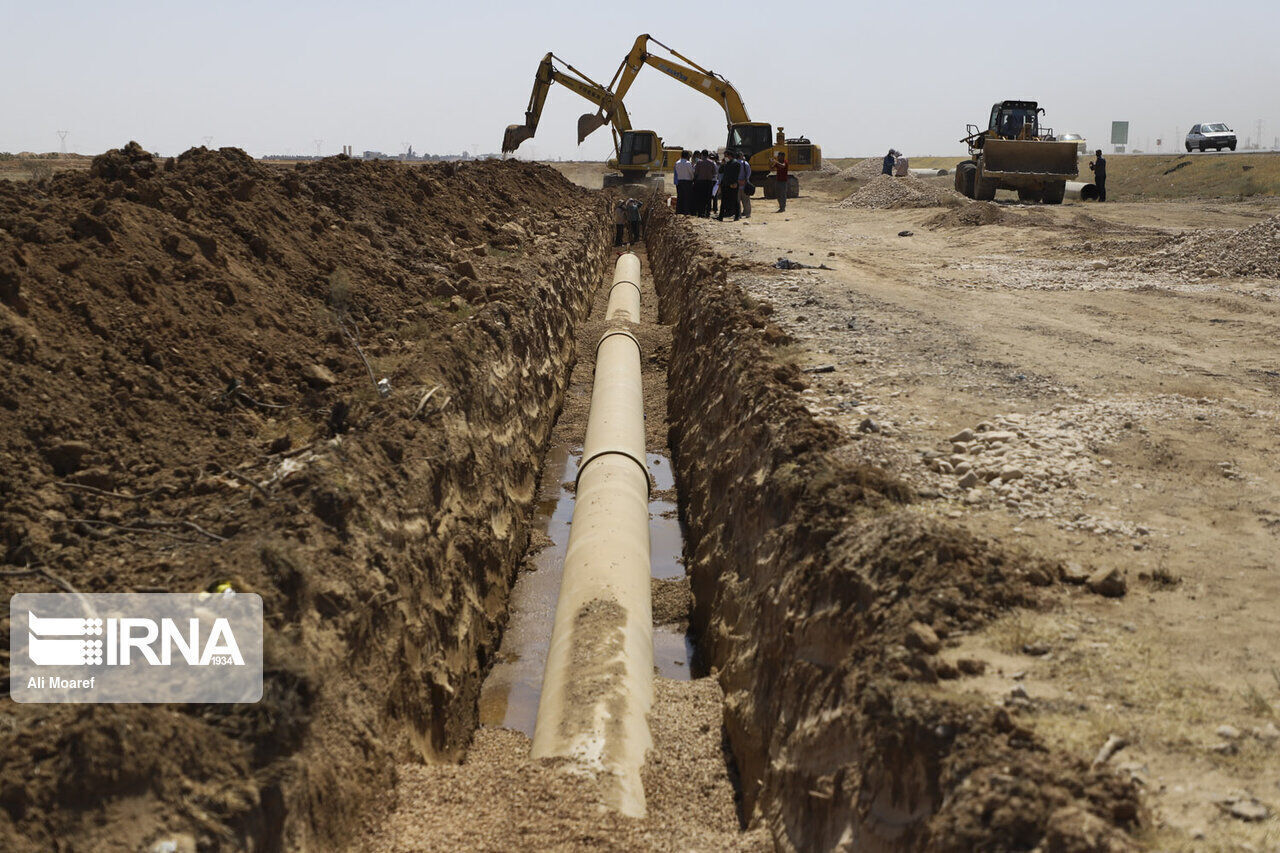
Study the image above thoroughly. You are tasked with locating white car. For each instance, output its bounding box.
[1059,133,1088,155]
[1185,123,1237,152]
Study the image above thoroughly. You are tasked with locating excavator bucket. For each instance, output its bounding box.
[981,138,1079,178]
[577,112,607,144]
[502,124,535,154]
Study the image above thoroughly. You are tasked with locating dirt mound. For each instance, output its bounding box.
[1124,213,1280,278]
[839,173,966,209]
[0,144,608,849]
[925,201,1066,229]
[647,204,1143,851]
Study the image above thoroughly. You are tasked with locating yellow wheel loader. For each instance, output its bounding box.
[954,101,1079,204]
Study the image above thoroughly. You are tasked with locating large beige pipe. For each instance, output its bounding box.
[531,286,654,815]
[607,252,641,322]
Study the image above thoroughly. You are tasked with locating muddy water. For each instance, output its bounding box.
[478,446,692,736]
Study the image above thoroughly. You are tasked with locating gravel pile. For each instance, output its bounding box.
[838,174,966,209]
[839,157,887,181]
[1126,214,1280,279]
[918,396,1230,536]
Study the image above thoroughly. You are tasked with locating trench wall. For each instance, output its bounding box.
[646,204,1142,852]
[0,151,609,851]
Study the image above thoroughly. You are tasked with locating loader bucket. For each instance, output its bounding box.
[982,138,1079,178]
[502,124,534,154]
[577,112,607,144]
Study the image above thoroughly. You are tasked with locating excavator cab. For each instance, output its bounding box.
[728,122,773,160]
[618,130,659,166]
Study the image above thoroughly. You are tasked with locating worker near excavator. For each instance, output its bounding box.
[693,150,717,217]
[613,197,629,246]
[737,151,753,219]
[882,149,896,176]
[772,151,789,212]
[1089,149,1107,202]
[717,151,742,221]
[673,150,695,214]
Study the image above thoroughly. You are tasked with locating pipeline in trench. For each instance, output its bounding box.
[477,249,695,739]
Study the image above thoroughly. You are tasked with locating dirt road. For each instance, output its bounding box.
[683,188,1280,847]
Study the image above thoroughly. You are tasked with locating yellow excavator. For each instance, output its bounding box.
[502,52,682,187]
[602,34,822,199]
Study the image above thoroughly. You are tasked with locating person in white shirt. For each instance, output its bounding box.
[737,153,753,218]
[673,150,695,214]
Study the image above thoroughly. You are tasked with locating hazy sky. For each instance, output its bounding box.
[4,0,1278,161]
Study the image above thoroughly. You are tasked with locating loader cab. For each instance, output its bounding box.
[727,122,773,161]
[989,101,1042,140]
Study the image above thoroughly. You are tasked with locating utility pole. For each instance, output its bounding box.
[202,136,214,148]
[56,130,69,154]
[314,139,324,157]
[1254,119,1264,151]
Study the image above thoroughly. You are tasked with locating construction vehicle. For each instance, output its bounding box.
[603,34,821,199]
[953,101,1079,204]
[502,52,681,188]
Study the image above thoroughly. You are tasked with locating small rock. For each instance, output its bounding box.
[897,230,913,237]
[301,364,338,389]
[45,440,93,476]
[1209,741,1238,756]
[956,658,986,675]
[1009,684,1029,699]
[1216,724,1242,741]
[1253,722,1280,742]
[934,659,959,679]
[999,466,1024,481]
[1060,562,1090,584]
[1226,798,1269,822]
[1086,566,1127,598]
[905,621,942,654]
[1022,642,1051,656]
[858,417,879,434]
[949,428,975,443]
[957,471,980,490]
[453,259,479,279]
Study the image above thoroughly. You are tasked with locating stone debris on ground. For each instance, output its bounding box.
[361,677,770,852]
[1124,212,1280,279]
[838,173,966,210]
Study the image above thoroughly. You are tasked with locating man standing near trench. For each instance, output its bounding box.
[1089,149,1107,202]
[673,150,695,214]
[737,152,752,219]
[772,151,789,212]
[693,150,716,217]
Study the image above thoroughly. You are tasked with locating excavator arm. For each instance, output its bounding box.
[502,53,632,153]
[606,34,751,129]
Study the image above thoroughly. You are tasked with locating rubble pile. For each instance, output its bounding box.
[838,174,966,210]
[1127,214,1280,279]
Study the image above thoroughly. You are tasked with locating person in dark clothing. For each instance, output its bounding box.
[693,150,717,217]
[882,148,896,176]
[1089,149,1107,202]
[625,198,643,243]
[717,151,741,221]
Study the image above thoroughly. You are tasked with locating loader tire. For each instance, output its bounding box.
[1042,181,1066,205]
[955,162,976,198]
[1017,188,1043,203]
[973,167,997,201]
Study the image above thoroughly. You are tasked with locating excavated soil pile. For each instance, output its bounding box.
[839,174,966,210]
[839,157,889,181]
[0,144,607,850]
[925,201,1061,229]
[1123,213,1280,279]
[647,203,1144,851]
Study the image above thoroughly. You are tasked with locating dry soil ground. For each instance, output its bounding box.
[641,172,1280,848]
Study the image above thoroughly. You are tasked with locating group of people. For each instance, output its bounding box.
[612,197,644,246]
[672,148,791,221]
[881,149,909,176]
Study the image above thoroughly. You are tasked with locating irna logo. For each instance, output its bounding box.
[27,611,245,667]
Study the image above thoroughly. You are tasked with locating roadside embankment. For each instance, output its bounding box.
[646,203,1144,851]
